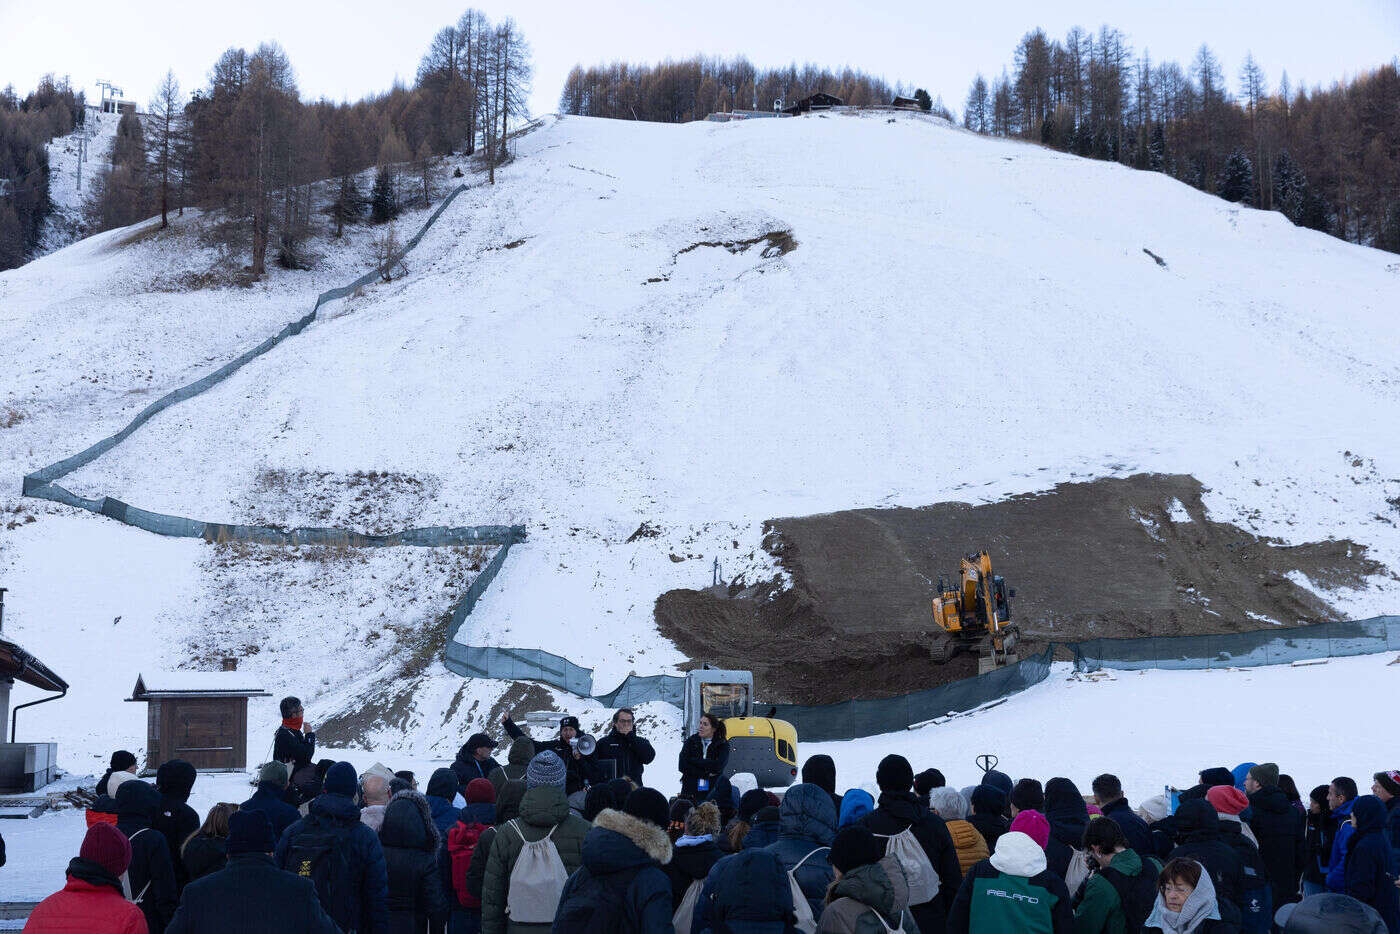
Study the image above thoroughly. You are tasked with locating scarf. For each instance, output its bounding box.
[282,716,304,731]
[1144,862,1222,933]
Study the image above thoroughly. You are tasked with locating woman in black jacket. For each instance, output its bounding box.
[181,802,238,883]
[380,790,448,934]
[1302,784,1332,896]
[678,714,729,800]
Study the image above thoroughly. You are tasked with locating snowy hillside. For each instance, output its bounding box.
[3,111,1400,766]
[36,107,120,256]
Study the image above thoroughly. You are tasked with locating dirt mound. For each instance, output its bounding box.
[655,474,1383,704]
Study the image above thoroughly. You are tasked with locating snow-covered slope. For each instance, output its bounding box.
[3,111,1400,762]
[35,107,120,256]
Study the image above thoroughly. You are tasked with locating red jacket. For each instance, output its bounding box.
[24,877,149,934]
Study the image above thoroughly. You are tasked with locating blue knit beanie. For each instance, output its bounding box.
[323,761,358,797]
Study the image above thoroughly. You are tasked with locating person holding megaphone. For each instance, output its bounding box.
[502,713,601,795]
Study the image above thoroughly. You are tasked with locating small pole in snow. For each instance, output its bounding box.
[0,587,7,634]
[712,558,721,587]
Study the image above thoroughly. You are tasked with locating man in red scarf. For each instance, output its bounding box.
[273,696,318,802]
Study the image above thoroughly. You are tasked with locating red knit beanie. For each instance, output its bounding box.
[1009,809,1050,849]
[1207,784,1250,816]
[80,822,132,877]
[465,777,496,804]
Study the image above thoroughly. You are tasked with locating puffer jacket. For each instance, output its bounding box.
[165,852,342,934]
[693,847,798,934]
[1244,785,1305,909]
[1328,798,1359,892]
[946,820,990,878]
[275,790,390,934]
[380,791,448,934]
[240,782,302,840]
[481,784,590,934]
[666,835,724,912]
[153,760,200,892]
[490,738,536,795]
[743,808,783,851]
[765,784,838,923]
[555,808,674,933]
[818,856,918,934]
[23,857,149,934]
[1343,796,1400,933]
[115,779,179,934]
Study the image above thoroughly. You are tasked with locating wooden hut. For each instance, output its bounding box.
[128,671,269,772]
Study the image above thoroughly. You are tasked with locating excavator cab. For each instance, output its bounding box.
[931,551,1020,672]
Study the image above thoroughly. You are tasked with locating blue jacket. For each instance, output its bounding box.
[276,791,390,934]
[555,808,674,934]
[1329,799,1359,892]
[839,789,875,829]
[764,784,836,923]
[166,853,341,934]
[1344,796,1400,933]
[1386,796,1400,870]
[743,816,782,851]
[240,783,302,840]
[1101,797,1155,857]
[694,848,797,934]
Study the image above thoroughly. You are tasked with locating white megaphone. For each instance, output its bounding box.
[570,733,597,756]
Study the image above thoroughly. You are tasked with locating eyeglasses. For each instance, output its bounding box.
[616,718,634,724]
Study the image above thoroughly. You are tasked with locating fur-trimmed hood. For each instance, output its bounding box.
[584,808,673,872]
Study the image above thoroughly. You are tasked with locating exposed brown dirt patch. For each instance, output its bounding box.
[656,474,1384,704]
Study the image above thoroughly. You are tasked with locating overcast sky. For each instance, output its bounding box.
[3,0,1398,119]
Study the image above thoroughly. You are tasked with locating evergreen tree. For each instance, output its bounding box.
[329,174,366,233]
[1272,151,1301,215]
[1216,150,1254,204]
[370,165,397,224]
[913,88,932,111]
[1376,202,1400,254]
[1149,123,1165,171]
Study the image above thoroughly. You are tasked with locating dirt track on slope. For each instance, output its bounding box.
[655,474,1385,704]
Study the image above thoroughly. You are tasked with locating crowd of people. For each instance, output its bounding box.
[15,696,1400,934]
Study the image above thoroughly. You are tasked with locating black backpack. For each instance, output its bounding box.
[1101,857,1161,932]
[552,868,635,934]
[281,818,355,924]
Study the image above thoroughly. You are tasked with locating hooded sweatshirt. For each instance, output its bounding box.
[947,830,1073,933]
[1343,795,1400,932]
[116,779,179,934]
[803,755,844,816]
[154,759,200,891]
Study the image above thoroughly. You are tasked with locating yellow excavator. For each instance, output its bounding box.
[931,551,1020,673]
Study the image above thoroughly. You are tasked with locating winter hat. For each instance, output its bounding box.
[1086,804,1104,816]
[1199,766,1234,788]
[323,761,358,797]
[625,788,671,830]
[1375,771,1400,798]
[829,825,888,875]
[876,754,915,792]
[739,789,769,822]
[465,778,496,804]
[801,755,837,796]
[728,772,757,799]
[466,732,496,754]
[110,750,137,772]
[1207,785,1250,816]
[525,751,567,790]
[155,759,197,800]
[559,715,581,731]
[258,761,289,787]
[226,809,277,855]
[79,822,132,877]
[838,789,875,829]
[1010,778,1045,813]
[929,786,969,821]
[914,769,945,796]
[1248,762,1280,789]
[1009,809,1051,850]
[1137,794,1171,823]
[982,770,1013,797]
[970,784,1007,815]
[670,798,694,823]
[685,800,722,837]
[1232,762,1258,790]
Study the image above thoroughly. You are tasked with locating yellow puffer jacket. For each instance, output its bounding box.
[945,818,990,877]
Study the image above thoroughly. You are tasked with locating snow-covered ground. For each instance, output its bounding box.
[7,651,1397,904]
[2,109,1399,811]
[35,106,120,256]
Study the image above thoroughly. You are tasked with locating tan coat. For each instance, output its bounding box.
[945,818,990,877]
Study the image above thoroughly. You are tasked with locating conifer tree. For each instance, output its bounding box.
[1217,150,1254,204]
